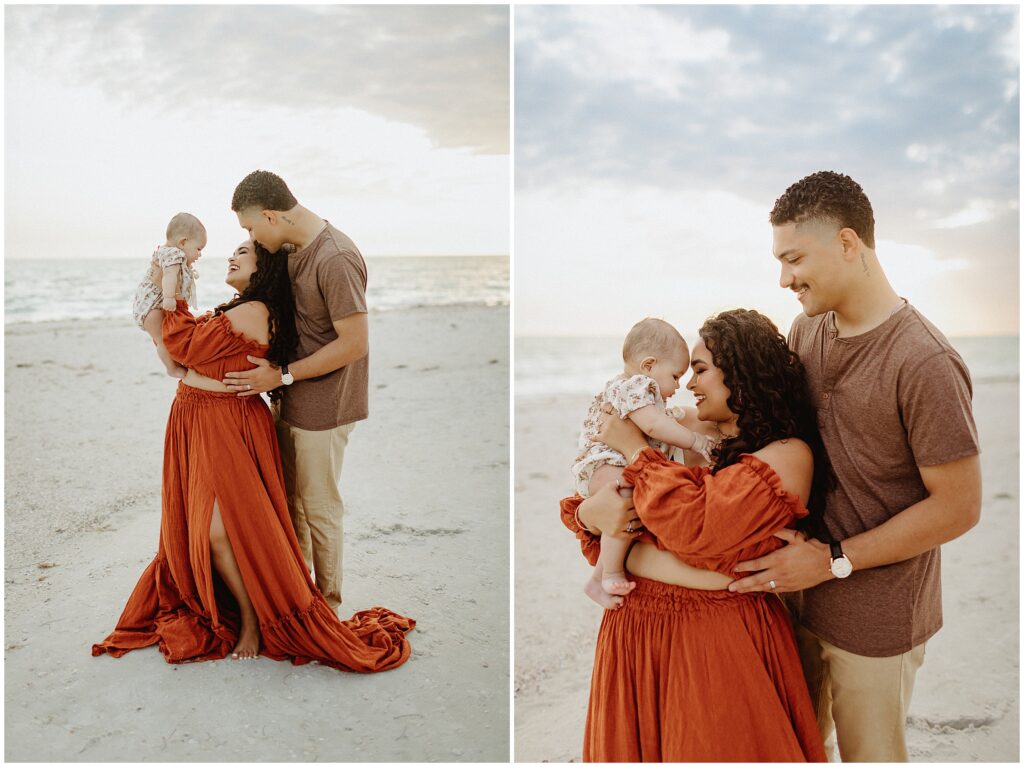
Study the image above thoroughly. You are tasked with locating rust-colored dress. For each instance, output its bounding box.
[93,303,414,672]
[561,447,826,762]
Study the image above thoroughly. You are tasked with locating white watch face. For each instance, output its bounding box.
[831,557,853,578]
[282,372,294,385]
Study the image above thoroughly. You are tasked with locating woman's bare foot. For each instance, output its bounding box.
[584,576,625,610]
[602,570,636,596]
[231,611,261,660]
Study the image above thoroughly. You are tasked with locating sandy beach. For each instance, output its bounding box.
[5,305,509,762]
[514,382,1019,762]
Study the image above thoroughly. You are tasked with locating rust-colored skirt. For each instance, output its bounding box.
[92,386,414,672]
[584,576,825,762]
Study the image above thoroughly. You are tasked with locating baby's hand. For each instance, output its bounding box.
[161,296,177,311]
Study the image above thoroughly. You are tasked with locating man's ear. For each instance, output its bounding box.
[837,227,861,262]
[263,210,278,226]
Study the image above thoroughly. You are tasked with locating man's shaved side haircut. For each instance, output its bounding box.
[770,171,876,249]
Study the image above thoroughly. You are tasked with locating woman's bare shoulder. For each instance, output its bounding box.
[751,438,813,501]
[224,301,270,345]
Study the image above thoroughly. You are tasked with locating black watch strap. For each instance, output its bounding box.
[830,540,844,560]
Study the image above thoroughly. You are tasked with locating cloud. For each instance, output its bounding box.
[519,6,735,101]
[877,240,970,275]
[514,182,799,337]
[930,199,1007,229]
[5,5,509,154]
[514,5,1018,337]
[515,5,1019,214]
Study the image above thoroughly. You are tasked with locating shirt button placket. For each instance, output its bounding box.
[821,330,838,410]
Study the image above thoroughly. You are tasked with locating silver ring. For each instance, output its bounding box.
[626,523,634,533]
[247,384,252,391]
[768,579,777,590]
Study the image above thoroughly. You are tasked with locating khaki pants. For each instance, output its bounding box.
[795,623,926,762]
[275,414,355,610]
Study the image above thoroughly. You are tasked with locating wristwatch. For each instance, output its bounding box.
[829,541,853,579]
[281,364,294,386]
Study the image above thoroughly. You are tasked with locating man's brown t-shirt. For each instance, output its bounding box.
[281,222,368,431]
[788,303,979,657]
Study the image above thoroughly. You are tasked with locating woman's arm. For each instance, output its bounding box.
[563,491,732,590]
[596,406,811,564]
[163,301,265,370]
[182,369,231,392]
[626,543,732,589]
[575,483,641,536]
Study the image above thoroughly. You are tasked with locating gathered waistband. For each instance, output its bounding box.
[622,575,771,616]
[174,383,244,402]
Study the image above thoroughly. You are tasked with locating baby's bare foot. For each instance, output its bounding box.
[231,613,261,660]
[584,576,625,610]
[602,571,636,596]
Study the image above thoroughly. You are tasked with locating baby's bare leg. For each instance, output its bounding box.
[143,308,186,378]
[588,463,623,496]
[597,532,635,594]
[583,464,637,608]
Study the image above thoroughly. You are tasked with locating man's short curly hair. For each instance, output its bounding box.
[231,170,299,213]
[770,171,875,249]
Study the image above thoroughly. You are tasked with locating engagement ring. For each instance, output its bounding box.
[768,580,777,590]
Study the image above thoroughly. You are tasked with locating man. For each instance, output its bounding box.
[729,171,982,761]
[223,170,368,611]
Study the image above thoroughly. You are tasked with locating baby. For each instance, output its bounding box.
[131,212,205,377]
[572,317,717,610]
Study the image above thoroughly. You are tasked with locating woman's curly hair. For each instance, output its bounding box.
[699,308,833,538]
[214,244,298,402]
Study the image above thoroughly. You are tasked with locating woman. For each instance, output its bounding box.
[561,308,829,761]
[93,239,414,672]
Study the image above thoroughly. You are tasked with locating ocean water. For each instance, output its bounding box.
[516,334,1020,400]
[4,255,509,325]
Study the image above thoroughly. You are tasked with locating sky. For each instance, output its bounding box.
[515,5,1019,338]
[5,5,509,260]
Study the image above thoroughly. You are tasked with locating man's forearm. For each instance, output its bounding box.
[289,335,367,382]
[843,494,979,571]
